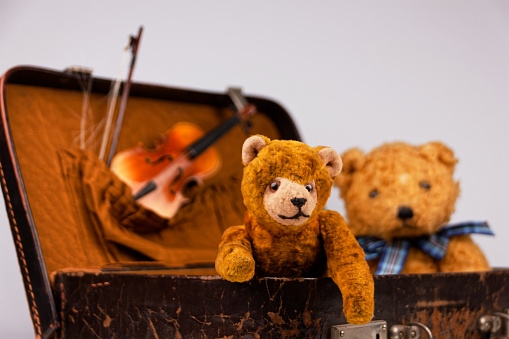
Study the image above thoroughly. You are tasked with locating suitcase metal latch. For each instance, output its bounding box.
[331,320,433,339]
[478,309,509,337]
[389,322,433,338]
[331,320,387,339]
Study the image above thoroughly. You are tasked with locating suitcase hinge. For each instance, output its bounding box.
[389,322,433,339]
[478,309,509,337]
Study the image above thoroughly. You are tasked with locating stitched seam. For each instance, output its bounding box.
[0,162,42,337]
[60,282,65,338]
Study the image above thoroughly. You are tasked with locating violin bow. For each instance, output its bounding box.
[106,26,143,167]
[98,40,130,161]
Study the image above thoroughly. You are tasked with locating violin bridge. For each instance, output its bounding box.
[169,168,185,195]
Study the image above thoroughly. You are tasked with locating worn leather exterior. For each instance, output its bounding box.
[53,269,509,338]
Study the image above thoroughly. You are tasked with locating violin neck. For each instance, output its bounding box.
[187,114,241,159]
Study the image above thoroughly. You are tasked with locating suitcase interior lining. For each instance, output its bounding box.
[5,82,283,277]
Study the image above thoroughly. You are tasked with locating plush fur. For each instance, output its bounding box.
[215,135,374,325]
[335,141,490,274]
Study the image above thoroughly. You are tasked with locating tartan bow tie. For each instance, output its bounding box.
[356,221,494,275]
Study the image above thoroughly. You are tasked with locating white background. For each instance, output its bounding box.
[1,1,508,337]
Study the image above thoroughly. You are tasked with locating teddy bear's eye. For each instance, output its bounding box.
[269,180,280,192]
[305,184,313,192]
[369,189,379,198]
[419,181,431,190]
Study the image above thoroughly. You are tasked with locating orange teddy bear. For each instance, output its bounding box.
[335,141,493,275]
[215,135,374,325]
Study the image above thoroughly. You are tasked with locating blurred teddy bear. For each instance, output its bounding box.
[335,141,493,274]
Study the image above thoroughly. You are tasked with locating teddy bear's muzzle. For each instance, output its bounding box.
[397,205,414,220]
[278,197,311,220]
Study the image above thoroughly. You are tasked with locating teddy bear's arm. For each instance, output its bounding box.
[319,210,374,325]
[439,235,490,272]
[215,225,256,282]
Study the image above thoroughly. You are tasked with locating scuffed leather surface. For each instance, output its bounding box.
[54,270,509,338]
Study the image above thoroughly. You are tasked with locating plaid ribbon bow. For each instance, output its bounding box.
[356,221,494,275]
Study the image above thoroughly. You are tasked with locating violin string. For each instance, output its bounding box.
[84,118,106,150]
[98,43,130,161]
[70,92,109,150]
[76,72,93,150]
[71,119,105,150]
[69,85,109,151]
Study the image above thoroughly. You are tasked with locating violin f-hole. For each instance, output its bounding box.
[145,154,174,165]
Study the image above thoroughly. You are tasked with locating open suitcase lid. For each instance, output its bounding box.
[0,65,301,338]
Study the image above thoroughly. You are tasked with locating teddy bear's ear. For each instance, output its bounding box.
[418,142,458,170]
[318,147,343,178]
[242,135,269,166]
[334,148,365,192]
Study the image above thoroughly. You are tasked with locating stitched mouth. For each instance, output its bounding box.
[278,209,310,220]
[401,222,418,229]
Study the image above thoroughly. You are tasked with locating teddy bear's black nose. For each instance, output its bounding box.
[291,197,307,208]
[397,206,414,220]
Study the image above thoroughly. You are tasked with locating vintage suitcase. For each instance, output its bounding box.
[1,65,508,339]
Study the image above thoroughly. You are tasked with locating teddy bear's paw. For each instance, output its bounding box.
[216,247,255,283]
[343,296,374,325]
[345,311,374,325]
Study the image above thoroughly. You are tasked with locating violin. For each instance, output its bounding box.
[110,88,256,219]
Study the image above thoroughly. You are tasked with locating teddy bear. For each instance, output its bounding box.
[335,141,493,275]
[215,135,374,325]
